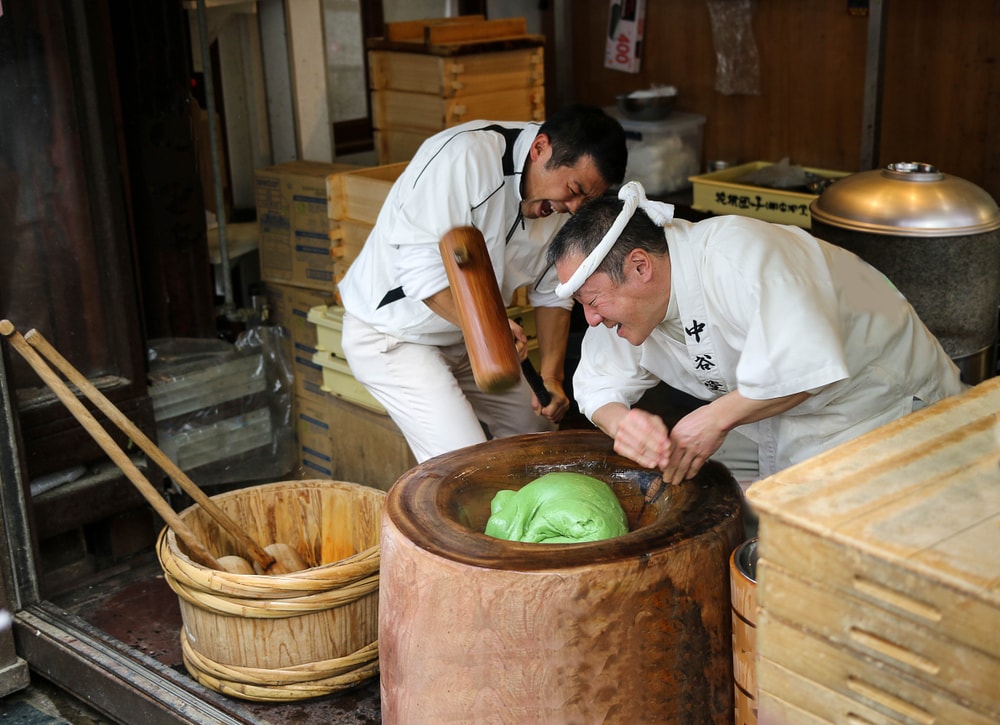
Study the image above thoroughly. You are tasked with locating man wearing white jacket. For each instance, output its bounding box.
[548,182,965,486]
[338,105,627,463]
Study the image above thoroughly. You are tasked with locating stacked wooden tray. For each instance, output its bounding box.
[367,15,545,164]
[747,377,1000,724]
[327,162,407,293]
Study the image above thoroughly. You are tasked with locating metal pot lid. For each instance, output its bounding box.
[810,162,1000,237]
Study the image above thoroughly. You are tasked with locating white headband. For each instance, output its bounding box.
[554,181,674,299]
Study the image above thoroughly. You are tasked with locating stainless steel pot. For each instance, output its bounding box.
[811,162,1000,383]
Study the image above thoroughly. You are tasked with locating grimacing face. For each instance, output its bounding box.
[520,134,607,220]
[555,248,668,346]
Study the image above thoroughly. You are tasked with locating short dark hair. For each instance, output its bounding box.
[547,196,668,285]
[539,105,628,187]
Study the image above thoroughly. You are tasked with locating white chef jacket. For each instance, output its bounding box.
[338,121,573,344]
[573,215,965,477]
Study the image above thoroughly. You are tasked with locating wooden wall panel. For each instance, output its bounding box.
[879,0,1000,199]
[570,0,1000,201]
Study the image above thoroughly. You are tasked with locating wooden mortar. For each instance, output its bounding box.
[379,429,744,724]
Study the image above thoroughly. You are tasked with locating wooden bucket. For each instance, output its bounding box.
[380,430,745,724]
[730,537,758,725]
[156,479,384,702]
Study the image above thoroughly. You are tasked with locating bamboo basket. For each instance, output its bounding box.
[156,479,384,702]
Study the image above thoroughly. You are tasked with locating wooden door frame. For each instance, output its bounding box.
[0,2,234,720]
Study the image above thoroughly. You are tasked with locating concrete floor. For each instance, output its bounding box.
[1,675,113,725]
[1,554,382,724]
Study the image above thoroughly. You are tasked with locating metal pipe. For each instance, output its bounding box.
[196,0,234,314]
[860,0,887,170]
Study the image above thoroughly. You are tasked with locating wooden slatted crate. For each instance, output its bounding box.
[747,377,1000,724]
[374,128,430,166]
[366,15,545,164]
[369,47,543,99]
[370,87,545,135]
[757,612,997,725]
[755,651,967,725]
[327,162,407,224]
[330,219,373,271]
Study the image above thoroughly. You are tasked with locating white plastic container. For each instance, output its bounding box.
[605,107,707,195]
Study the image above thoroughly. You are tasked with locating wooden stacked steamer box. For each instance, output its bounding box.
[314,160,408,414]
[367,15,545,164]
[307,162,417,490]
[746,377,1000,724]
[327,162,408,292]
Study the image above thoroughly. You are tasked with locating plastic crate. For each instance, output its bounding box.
[605,107,706,195]
[311,350,386,414]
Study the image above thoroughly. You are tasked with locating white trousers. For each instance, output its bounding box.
[341,312,554,463]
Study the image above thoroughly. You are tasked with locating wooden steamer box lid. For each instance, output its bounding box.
[366,15,545,57]
[747,377,1000,721]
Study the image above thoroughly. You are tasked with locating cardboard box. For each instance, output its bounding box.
[605,0,647,74]
[264,281,337,354]
[294,390,418,488]
[292,346,328,405]
[254,160,358,290]
[295,392,334,477]
[690,161,851,229]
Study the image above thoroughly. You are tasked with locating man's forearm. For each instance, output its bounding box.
[707,389,812,432]
[422,287,460,327]
[591,401,630,437]
[532,306,571,382]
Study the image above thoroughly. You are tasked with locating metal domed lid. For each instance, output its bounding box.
[810,162,1000,237]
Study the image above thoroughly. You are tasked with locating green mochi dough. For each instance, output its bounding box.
[484,472,629,544]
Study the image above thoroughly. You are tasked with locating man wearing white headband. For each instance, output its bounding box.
[548,182,965,487]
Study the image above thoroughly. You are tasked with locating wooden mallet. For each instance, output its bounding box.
[440,226,552,405]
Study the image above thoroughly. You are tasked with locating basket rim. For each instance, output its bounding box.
[157,479,384,597]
